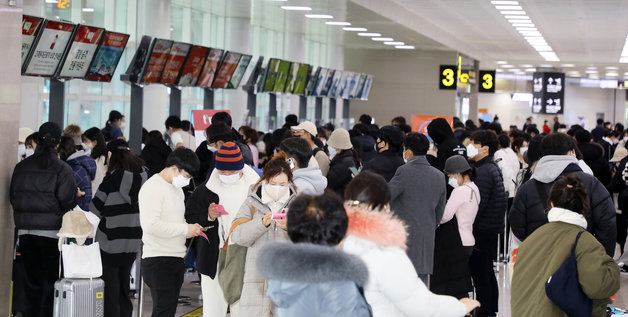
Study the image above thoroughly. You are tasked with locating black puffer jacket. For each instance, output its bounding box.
[427,118,467,171]
[352,135,376,164]
[472,156,508,234]
[579,142,611,185]
[510,161,616,256]
[185,180,220,278]
[10,150,77,230]
[326,150,357,198]
[140,139,172,176]
[362,150,404,182]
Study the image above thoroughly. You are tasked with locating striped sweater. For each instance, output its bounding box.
[90,167,148,263]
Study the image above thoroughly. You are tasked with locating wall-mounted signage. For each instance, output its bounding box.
[23,20,76,77]
[532,72,565,114]
[58,25,105,78]
[439,65,457,90]
[478,70,496,93]
[21,15,45,67]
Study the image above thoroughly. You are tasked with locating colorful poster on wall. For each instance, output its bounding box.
[160,42,191,85]
[21,15,44,67]
[23,20,75,76]
[192,109,231,148]
[84,31,129,82]
[140,39,173,83]
[411,115,453,134]
[197,48,224,87]
[177,46,209,86]
[227,54,252,89]
[58,25,105,78]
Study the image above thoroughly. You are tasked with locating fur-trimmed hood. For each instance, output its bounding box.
[345,207,408,249]
[256,242,368,286]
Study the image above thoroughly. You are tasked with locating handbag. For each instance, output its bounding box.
[545,231,593,317]
[217,207,256,305]
[61,239,103,278]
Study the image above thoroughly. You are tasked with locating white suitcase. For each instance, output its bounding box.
[53,278,104,317]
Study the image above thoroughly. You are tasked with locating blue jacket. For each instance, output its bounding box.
[257,242,371,317]
[66,150,97,210]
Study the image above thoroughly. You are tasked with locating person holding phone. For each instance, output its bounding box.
[326,128,359,199]
[230,154,297,316]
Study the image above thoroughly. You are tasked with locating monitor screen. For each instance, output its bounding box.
[360,75,373,100]
[121,35,151,83]
[176,45,209,86]
[319,69,334,97]
[285,62,300,94]
[342,72,360,99]
[351,74,367,99]
[141,38,173,83]
[243,56,264,93]
[84,31,129,82]
[197,48,224,87]
[273,60,292,93]
[262,58,280,92]
[328,70,344,98]
[212,51,242,88]
[21,15,45,68]
[160,42,191,85]
[57,25,105,79]
[337,71,352,99]
[306,66,320,96]
[228,54,252,89]
[23,20,75,77]
[293,64,311,95]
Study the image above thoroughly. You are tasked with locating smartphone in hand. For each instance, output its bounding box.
[272,208,287,220]
[348,166,359,176]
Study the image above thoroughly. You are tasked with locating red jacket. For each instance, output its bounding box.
[543,124,551,134]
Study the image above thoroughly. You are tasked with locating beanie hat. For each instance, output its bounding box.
[215,142,245,171]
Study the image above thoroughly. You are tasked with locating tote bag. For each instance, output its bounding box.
[218,207,255,305]
[61,241,103,278]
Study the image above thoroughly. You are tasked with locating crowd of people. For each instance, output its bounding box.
[9,110,625,317]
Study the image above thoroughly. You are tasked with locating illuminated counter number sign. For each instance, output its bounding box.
[439,65,457,90]
[479,70,496,93]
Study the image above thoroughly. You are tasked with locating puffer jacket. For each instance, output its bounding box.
[141,138,172,176]
[362,150,405,182]
[66,150,97,211]
[327,150,357,198]
[578,142,612,186]
[257,242,371,317]
[352,134,376,163]
[342,207,467,317]
[472,156,508,234]
[292,167,327,195]
[10,149,77,230]
[509,155,616,256]
[427,118,467,171]
[230,183,296,317]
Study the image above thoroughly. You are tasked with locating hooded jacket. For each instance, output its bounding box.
[578,142,611,185]
[427,118,467,171]
[66,150,97,211]
[362,150,405,182]
[342,207,467,317]
[292,167,327,195]
[140,138,172,176]
[352,134,376,163]
[509,155,616,256]
[327,150,357,198]
[257,242,372,317]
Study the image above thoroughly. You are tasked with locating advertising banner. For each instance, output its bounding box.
[263,59,280,92]
[273,60,292,93]
[227,54,252,89]
[212,51,241,88]
[160,42,191,85]
[24,20,75,76]
[177,46,209,86]
[58,25,104,78]
[192,109,231,148]
[411,115,453,134]
[21,15,44,67]
[293,64,311,95]
[84,31,129,82]
[360,75,374,100]
[141,39,173,83]
[197,48,224,87]
[285,62,300,93]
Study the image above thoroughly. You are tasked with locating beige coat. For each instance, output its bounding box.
[230,183,296,317]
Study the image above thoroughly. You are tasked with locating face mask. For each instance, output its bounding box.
[466,143,479,159]
[172,173,190,188]
[614,139,620,145]
[328,147,337,160]
[321,140,327,146]
[519,147,529,156]
[18,144,26,158]
[219,173,240,184]
[624,137,628,142]
[265,183,289,201]
[82,142,93,151]
[120,122,126,129]
[207,144,218,152]
[448,177,460,188]
[25,148,34,157]
[287,158,295,170]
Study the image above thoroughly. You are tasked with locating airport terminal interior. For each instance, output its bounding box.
[3,0,628,316]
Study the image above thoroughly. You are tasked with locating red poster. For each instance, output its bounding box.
[24,20,75,76]
[212,52,241,88]
[58,25,104,78]
[160,42,191,85]
[84,31,129,82]
[197,48,224,87]
[177,46,209,86]
[193,110,231,148]
[411,115,453,134]
[21,16,44,66]
[141,39,173,83]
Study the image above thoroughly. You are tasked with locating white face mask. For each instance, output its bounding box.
[328,147,337,160]
[172,173,191,188]
[25,148,34,157]
[321,140,327,146]
[18,144,26,159]
[219,173,240,185]
[82,142,93,151]
[207,144,218,152]
[120,122,126,130]
[287,158,295,170]
[519,147,529,156]
[614,139,620,145]
[265,183,289,201]
[624,136,628,142]
[466,143,479,159]
[448,177,460,188]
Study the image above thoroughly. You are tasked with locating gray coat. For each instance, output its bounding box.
[230,184,296,317]
[389,156,446,275]
[257,242,371,317]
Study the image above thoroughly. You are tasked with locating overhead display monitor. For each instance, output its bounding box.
[306,66,321,96]
[328,70,344,98]
[160,42,191,85]
[121,35,151,83]
[338,72,353,99]
[293,64,311,95]
[84,31,129,82]
[197,48,224,88]
[285,62,300,93]
[140,38,173,84]
[319,69,335,97]
[23,20,76,77]
[273,60,292,93]
[532,72,564,114]
[351,74,366,99]
[176,45,209,86]
[21,15,45,67]
[243,56,264,93]
[228,54,252,89]
[211,51,241,88]
[262,58,281,92]
[57,25,105,79]
[360,75,374,100]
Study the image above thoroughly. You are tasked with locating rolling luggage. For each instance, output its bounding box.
[53,278,104,317]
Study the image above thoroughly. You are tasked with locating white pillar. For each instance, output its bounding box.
[223,1,251,129]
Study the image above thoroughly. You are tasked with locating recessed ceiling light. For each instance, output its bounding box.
[358,33,381,37]
[508,18,532,23]
[326,21,351,26]
[561,64,575,67]
[496,68,504,72]
[495,5,523,10]
[505,15,529,19]
[606,66,619,70]
[533,45,553,52]
[509,68,521,72]
[585,70,598,74]
[512,23,535,27]
[516,27,537,31]
[82,8,94,12]
[525,68,536,72]
[497,61,508,64]
[305,14,333,19]
[372,37,394,41]
[501,10,526,15]
[607,72,619,77]
[384,41,405,45]
[281,6,312,10]
[342,27,368,31]
[520,64,533,67]
[501,64,514,68]
[491,1,519,5]
[395,45,415,49]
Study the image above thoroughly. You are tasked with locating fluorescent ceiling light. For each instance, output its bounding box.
[326,21,351,26]
[525,68,536,72]
[342,27,367,31]
[527,39,548,45]
[495,5,522,10]
[512,92,533,102]
[45,0,57,3]
[607,72,619,77]
[395,45,415,49]
[508,68,521,72]
[512,23,535,27]
[585,70,598,73]
[496,69,504,72]
[620,57,628,63]
[533,45,553,52]
[501,64,514,68]
[82,8,94,12]
[358,33,381,37]
[539,64,553,67]
[496,61,508,64]
[561,64,575,67]
[372,37,394,41]
[305,14,333,19]
[508,18,532,23]
[605,66,619,69]
[505,15,529,19]
[384,41,405,45]
[491,1,519,5]
[516,27,537,31]
[519,31,542,36]
[520,64,533,67]
[540,52,560,62]
[281,6,312,10]
[501,10,526,15]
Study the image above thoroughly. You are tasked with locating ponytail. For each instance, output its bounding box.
[33,137,58,169]
[548,175,590,217]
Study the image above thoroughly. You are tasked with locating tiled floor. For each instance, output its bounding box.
[133,263,628,317]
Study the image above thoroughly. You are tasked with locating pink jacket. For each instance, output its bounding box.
[441,182,480,246]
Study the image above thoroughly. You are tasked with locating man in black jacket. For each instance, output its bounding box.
[196,122,253,183]
[510,133,616,256]
[362,125,405,182]
[591,118,606,142]
[467,130,507,317]
[427,118,467,171]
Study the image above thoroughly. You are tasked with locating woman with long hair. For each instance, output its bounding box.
[58,135,97,211]
[82,127,108,192]
[102,110,125,141]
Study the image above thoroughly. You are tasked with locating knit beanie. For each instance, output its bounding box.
[215,142,245,171]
